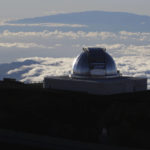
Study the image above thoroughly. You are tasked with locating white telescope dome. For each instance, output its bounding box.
[71,47,120,79]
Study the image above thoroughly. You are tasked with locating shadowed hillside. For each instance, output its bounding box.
[0,80,150,149]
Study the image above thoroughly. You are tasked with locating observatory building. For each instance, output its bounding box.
[43,47,147,95]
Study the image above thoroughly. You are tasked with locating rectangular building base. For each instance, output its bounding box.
[43,76,147,95]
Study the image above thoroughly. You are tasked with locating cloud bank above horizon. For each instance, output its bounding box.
[0,29,150,62]
[0,21,150,88]
[0,28,150,88]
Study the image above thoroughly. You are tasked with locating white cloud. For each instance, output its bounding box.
[0,42,53,49]
[0,29,150,89]
[5,57,73,83]
[115,55,150,89]
[1,30,116,39]
[96,44,125,50]
[1,30,150,44]
[0,54,148,89]
[0,23,87,28]
[119,31,150,36]
[119,31,150,42]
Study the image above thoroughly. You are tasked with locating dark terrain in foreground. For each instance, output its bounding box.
[0,79,150,149]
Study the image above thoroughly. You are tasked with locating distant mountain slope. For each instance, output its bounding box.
[10,11,150,32]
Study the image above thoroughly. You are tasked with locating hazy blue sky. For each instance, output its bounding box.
[0,0,150,20]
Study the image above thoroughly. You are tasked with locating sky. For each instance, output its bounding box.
[0,0,150,20]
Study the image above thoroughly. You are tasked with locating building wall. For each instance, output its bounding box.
[43,76,147,95]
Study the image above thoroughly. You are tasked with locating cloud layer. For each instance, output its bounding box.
[0,23,87,28]
[0,55,149,89]
[0,27,150,89]
[1,30,150,42]
[0,30,150,63]
[0,42,52,49]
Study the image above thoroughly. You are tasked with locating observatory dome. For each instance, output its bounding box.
[71,47,120,79]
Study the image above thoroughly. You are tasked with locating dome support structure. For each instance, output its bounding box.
[43,47,147,95]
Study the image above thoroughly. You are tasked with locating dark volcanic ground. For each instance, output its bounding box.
[0,81,150,149]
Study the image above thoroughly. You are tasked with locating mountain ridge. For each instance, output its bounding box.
[9,11,150,32]
[10,10,150,23]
